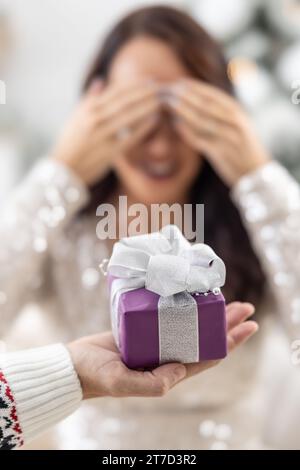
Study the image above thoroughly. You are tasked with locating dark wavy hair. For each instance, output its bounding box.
[82,5,266,305]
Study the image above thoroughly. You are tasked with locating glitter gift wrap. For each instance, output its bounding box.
[106,225,227,369]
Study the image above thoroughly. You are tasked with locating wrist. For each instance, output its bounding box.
[50,153,91,191]
[66,341,91,400]
[51,151,81,180]
[233,154,270,187]
[243,157,270,179]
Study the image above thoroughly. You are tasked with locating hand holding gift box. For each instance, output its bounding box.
[106,225,227,369]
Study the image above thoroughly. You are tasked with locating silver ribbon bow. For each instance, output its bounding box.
[107,225,226,364]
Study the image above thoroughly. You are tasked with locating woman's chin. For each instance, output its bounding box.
[131,173,185,202]
[131,189,185,206]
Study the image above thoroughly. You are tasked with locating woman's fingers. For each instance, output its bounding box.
[173,118,215,155]
[174,118,239,184]
[226,302,255,331]
[168,95,239,149]
[170,83,238,129]
[227,321,259,352]
[102,96,160,138]
[87,80,148,106]
[166,78,243,153]
[123,113,159,150]
[87,78,105,96]
[168,96,215,136]
[177,78,238,113]
[92,82,160,124]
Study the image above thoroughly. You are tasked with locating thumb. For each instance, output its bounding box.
[151,363,187,391]
[119,363,186,397]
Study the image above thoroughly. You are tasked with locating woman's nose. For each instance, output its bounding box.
[145,111,175,158]
[147,133,173,159]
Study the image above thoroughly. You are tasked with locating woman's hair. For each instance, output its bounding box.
[82,5,266,305]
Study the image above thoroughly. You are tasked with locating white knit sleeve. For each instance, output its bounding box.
[0,343,82,449]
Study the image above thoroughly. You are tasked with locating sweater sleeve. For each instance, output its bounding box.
[0,343,82,450]
[231,160,300,340]
[0,158,90,339]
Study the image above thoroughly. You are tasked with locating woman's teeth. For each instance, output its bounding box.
[143,162,176,178]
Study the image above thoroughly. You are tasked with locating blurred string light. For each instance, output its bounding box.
[198,419,233,450]
[253,98,300,169]
[265,0,300,38]
[226,30,272,62]
[228,58,274,111]
[276,41,300,91]
[0,8,12,63]
[189,0,260,42]
[188,0,300,179]
[0,6,37,201]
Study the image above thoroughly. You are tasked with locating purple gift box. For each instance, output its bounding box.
[106,225,227,369]
[108,275,227,369]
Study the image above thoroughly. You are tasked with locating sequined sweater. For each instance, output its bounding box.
[1,158,300,450]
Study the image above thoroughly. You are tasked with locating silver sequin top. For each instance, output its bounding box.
[1,158,300,450]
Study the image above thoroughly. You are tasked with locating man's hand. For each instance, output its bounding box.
[67,302,257,399]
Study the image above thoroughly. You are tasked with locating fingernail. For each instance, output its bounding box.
[169,81,186,95]
[157,88,170,100]
[159,92,178,107]
[89,78,103,93]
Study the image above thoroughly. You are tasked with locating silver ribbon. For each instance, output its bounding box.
[107,225,226,364]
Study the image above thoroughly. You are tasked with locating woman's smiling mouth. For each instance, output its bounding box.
[138,160,178,180]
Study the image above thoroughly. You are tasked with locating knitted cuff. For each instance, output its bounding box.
[0,343,82,449]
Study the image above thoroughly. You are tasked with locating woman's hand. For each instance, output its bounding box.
[67,302,258,399]
[52,80,160,186]
[167,78,270,187]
